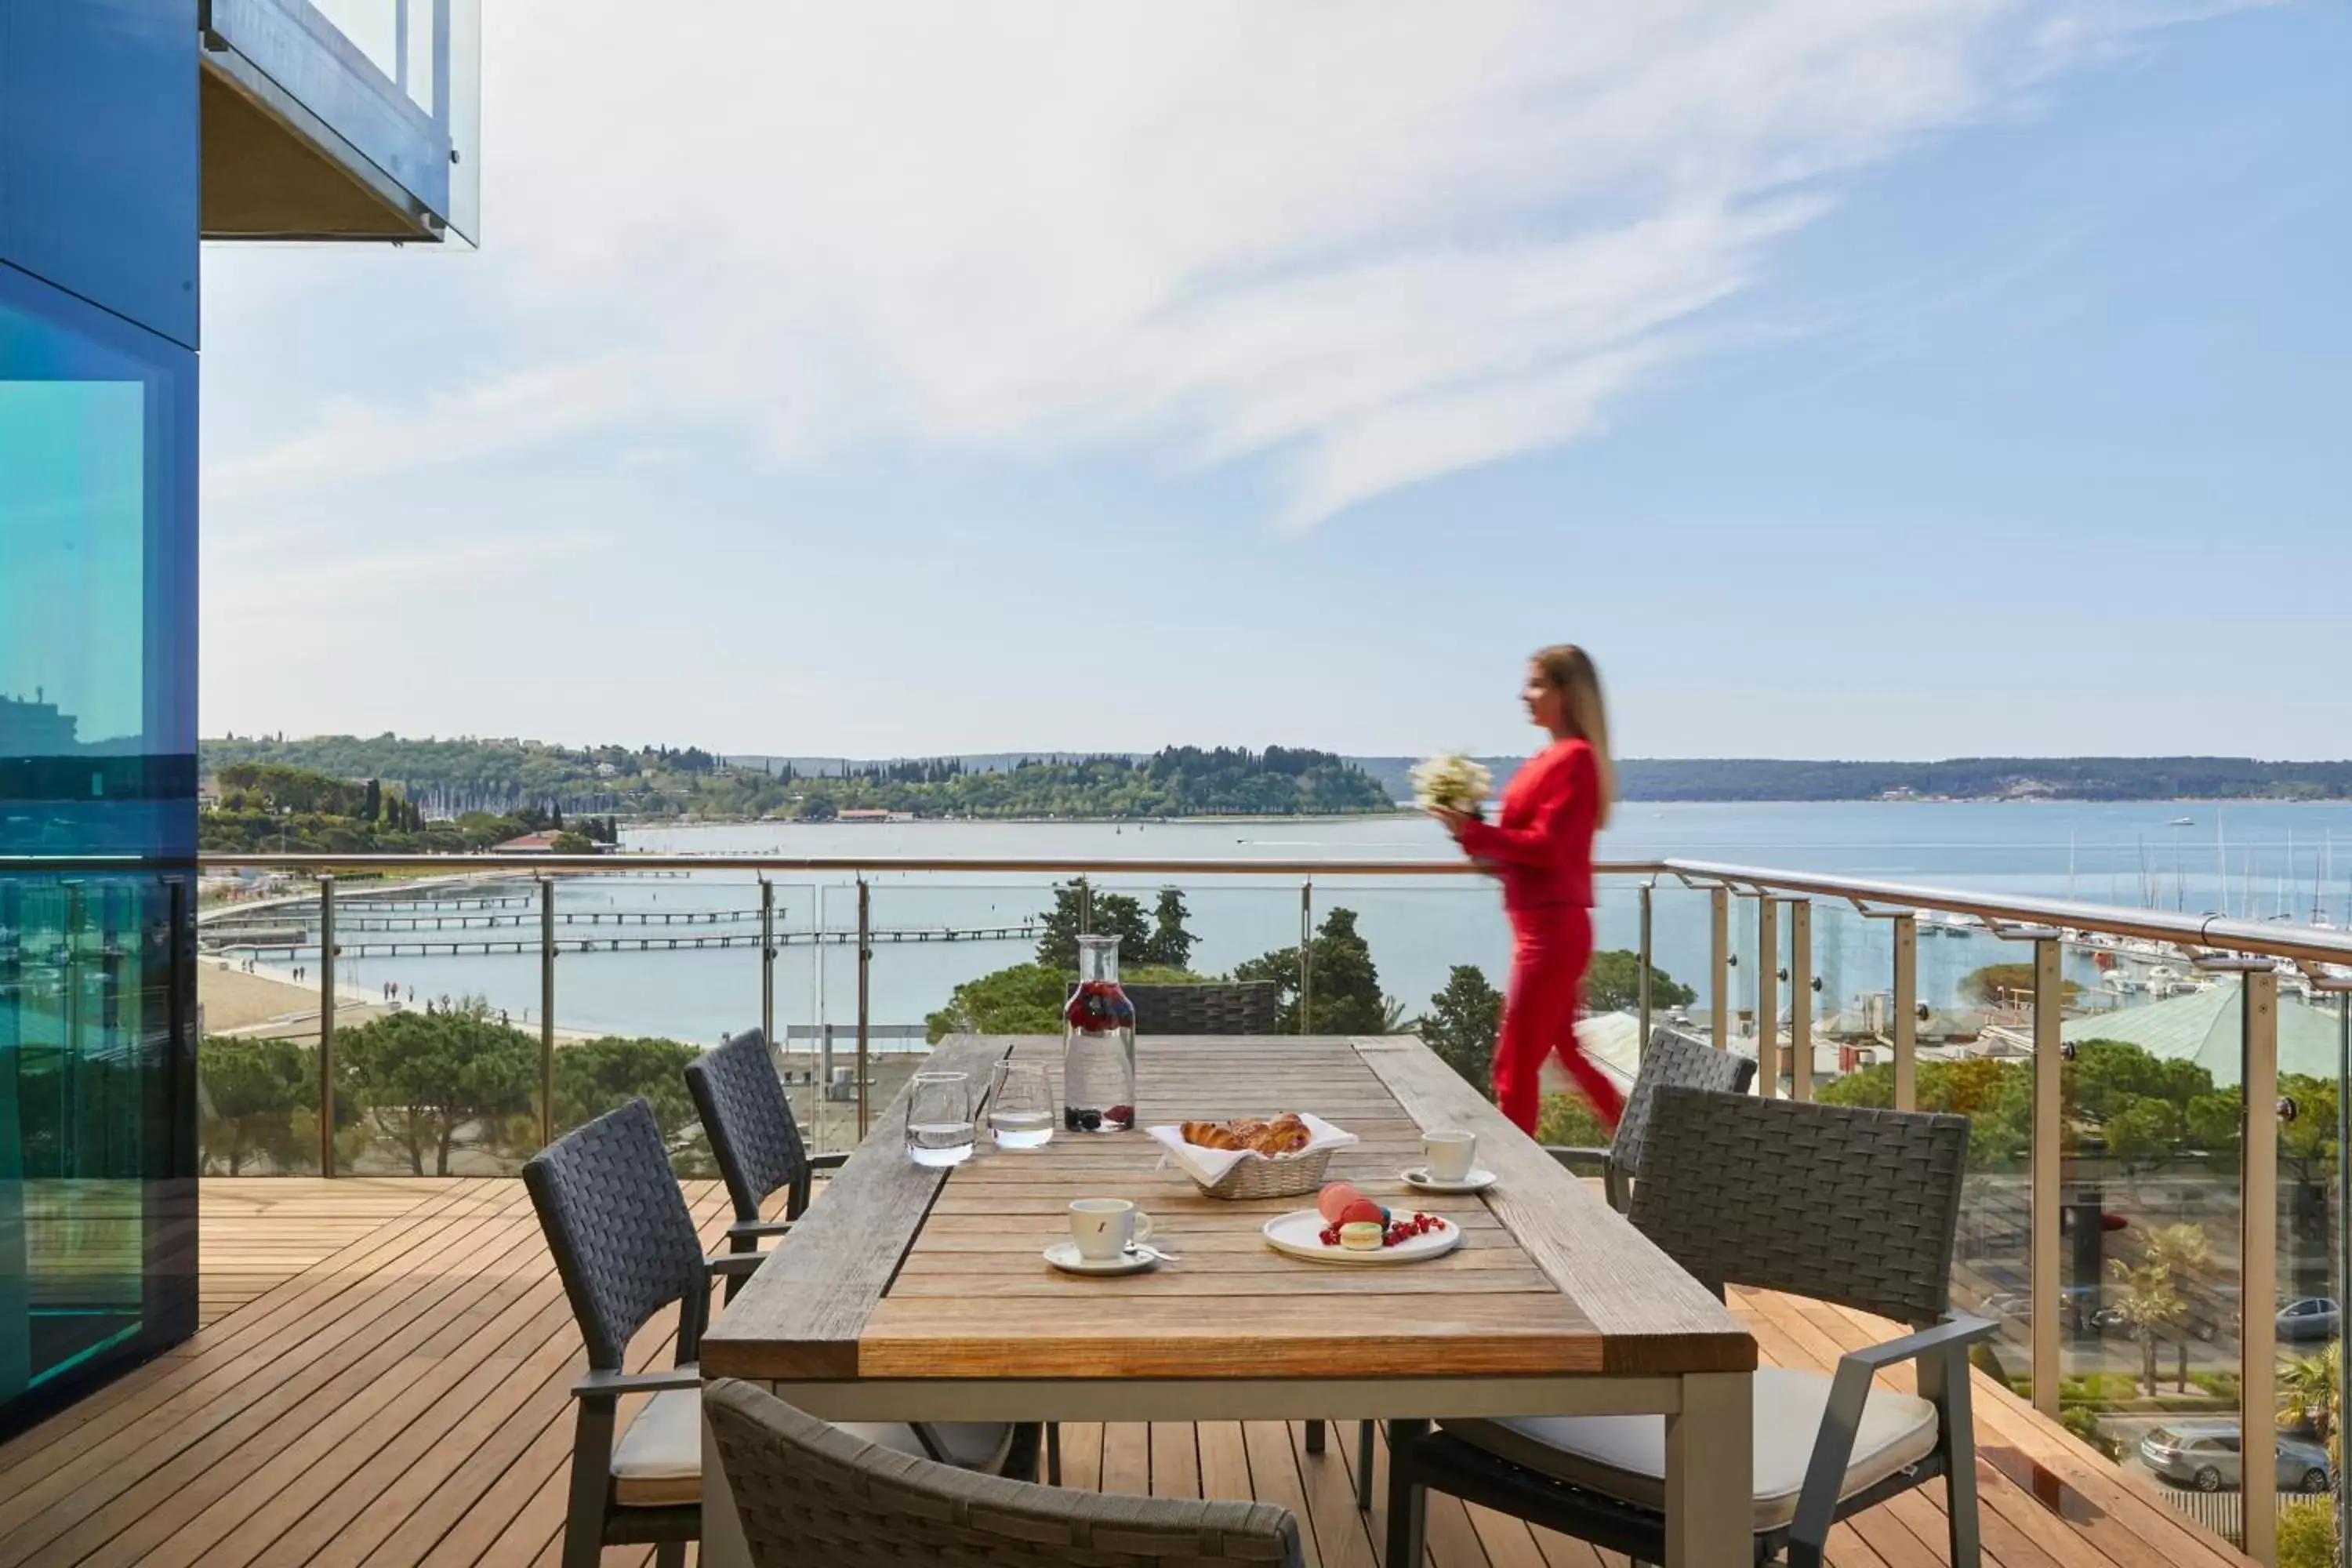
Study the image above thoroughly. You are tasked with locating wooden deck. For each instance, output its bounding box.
[0,1178,2255,1568]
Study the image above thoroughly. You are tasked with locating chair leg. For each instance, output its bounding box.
[1304,1418,1327,1454]
[561,1403,615,1568]
[1356,1421,1376,1511]
[1047,1421,1063,1486]
[1939,1352,1984,1568]
[1385,1419,1428,1568]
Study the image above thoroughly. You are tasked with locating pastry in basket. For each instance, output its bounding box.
[1180,1112,1314,1158]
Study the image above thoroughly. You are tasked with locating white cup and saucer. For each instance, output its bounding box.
[1044,1199,1163,1275]
[1403,1129,1497,1195]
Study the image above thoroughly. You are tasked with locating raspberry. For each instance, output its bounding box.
[1106,1105,1134,1126]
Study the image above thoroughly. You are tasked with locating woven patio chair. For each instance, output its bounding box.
[706,1377,1304,1566]
[524,1100,1027,1568]
[1385,1087,1994,1568]
[684,1028,848,1298]
[1544,1025,1758,1210]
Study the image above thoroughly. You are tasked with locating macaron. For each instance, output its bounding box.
[1339,1221,1385,1250]
[1316,1181,1365,1225]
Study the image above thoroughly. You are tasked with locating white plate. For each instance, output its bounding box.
[1044,1241,1156,1276]
[1402,1166,1497,1195]
[1261,1210,1464,1265]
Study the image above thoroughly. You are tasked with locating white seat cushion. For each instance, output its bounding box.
[611,1387,1018,1508]
[1442,1366,1940,1533]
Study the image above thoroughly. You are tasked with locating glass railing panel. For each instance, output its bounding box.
[2272,980,2347,1556]
[2049,935,2246,1523]
[1806,900,1896,1102]
[1646,880,1725,1047]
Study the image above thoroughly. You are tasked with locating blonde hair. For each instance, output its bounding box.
[1533,644,1614,828]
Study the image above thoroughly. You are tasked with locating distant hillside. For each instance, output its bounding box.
[1351,755,2352,804]
[197,737,1392,819]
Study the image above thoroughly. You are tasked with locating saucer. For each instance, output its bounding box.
[1402,1165,1497,1195]
[1044,1240,1156,1276]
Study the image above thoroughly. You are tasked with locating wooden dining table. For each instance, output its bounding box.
[699,1033,1755,1566]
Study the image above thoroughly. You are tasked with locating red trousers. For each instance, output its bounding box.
[1492,906,1624,1136]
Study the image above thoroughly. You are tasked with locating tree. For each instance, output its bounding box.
[2107,1223,2212,1398]
[1535,1091,1612,1149]
[362,778,383,822]
[1234,906,1396,1033]
[554,1036,701,1140]
[550,829,596,855]
[198,1036,314,1174]
[1033,883,1151,972]
[1419,965,1503,1090]
[2276,1502,2336,1568]
[1820,1057,2033,1170]
[1582,949,1695,1014]
[2281,1342,2340,1464]
[926,964,1071,1043]
[1138,887,1196,971]
[337,1001,539,1174]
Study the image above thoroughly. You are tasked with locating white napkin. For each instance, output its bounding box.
[1147,1113,1359,1185]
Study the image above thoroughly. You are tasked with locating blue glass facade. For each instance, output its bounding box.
[1,1,202,1438]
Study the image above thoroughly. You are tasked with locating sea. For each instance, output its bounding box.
[311,800,2352,1047]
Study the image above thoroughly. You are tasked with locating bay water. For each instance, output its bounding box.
[322,800,2352,1046]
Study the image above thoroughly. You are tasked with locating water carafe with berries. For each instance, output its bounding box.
[1062,934,1136,1132]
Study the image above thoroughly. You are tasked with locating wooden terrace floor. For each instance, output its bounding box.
[0,1179,2254,1568]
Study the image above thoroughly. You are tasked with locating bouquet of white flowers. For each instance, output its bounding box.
[1410,753,1493,818]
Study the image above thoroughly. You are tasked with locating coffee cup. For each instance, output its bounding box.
[1423,1129,1477,1184]
[1069,1198,1154,1261]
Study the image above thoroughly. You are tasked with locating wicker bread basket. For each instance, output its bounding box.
[1192,1146,1335,1201]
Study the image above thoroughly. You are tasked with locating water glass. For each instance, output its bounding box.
[989,1060,1055,1150]
[906,1071,975,1167]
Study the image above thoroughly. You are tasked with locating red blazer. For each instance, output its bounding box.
[1457,739,1600,912]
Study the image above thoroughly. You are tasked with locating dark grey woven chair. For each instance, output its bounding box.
[1386,1087,1994,1568]
[684,1028,847,1300]
[706,1377,1305,1567]
[1067,981,1281,1035]
[526,1100,1033,1568]
[682,1034,1038,1479]
[523,1097,751,1568]
[1544,1026,1758,1210]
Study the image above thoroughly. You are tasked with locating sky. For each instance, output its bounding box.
[197,1,2351,761]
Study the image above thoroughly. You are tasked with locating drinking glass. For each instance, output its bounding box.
[906,1071,975,1167]
[989,1060,1055,1150]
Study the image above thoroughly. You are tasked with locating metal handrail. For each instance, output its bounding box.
[11,846,2347,967]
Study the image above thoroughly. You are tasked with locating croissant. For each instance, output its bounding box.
[1181,1120,1250,1150]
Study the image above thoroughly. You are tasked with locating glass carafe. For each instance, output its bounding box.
[1062,935,1137,1132]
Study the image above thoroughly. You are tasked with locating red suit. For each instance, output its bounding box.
[1456,738,1623,1136]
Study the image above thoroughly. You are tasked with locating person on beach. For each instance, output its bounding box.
[1429,644,1624,1136]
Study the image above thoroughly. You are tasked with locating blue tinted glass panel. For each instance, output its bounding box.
[0,262,197,1435]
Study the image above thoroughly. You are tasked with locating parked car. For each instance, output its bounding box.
[2277,1298,2340,1343]
[2140,1421,2334,1494]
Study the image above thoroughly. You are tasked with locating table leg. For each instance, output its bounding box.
[1664,1371,1751,1567]
[702,1407,753,1568]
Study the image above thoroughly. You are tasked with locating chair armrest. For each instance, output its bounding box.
[1788,1316,1995,1562]
[1835,1314,1997,1372]
[809,1152,851,1170]
[572,1366,702,1399]
[1542,1145,1610,1171]
[706,1252,767,1278]
[727,1218,795,1240]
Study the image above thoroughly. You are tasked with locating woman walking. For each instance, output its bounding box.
[1431,644,1622,1136]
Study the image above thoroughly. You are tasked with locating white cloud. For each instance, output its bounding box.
[203,0,2252,527]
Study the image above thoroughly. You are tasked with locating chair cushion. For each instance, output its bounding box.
[610,1389,1019,1508]
[1441,1366,1939,1532]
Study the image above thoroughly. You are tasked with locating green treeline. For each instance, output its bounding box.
[1348,754,2352,804]
[198,735,1393,824]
